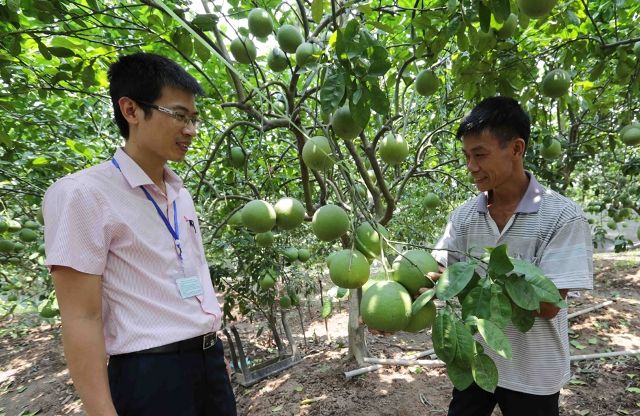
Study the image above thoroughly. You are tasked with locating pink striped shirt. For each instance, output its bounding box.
[43,148,221,355]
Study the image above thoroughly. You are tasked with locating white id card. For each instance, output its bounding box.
[176,276,204,299]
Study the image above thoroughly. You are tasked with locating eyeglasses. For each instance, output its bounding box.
[134,99,201,129]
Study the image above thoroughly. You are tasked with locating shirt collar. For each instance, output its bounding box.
[113,147,183,195]
[475,171,545,214]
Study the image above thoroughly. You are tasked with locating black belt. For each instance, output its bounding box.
[125,332,219,355]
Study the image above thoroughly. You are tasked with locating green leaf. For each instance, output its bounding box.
[311,0,324,23]
[489,291,512,328]
[490,0,510,23]
[522,273,563,304]
[453,319,476,367]
[31,156,49,166]
[436,261,476,301]
[368,45,391,77]
[432,310,457,364]
[349,88,370,130]
[504,275,539,311]
[368,83,389,116]
[48,47,75,58]
[476,318,512,359]
[320,68,346,116]
[478,2,491,33]
[81,65,95,89]
[172,28,193,58]
[457,272,481,303]
[461,286,492,319]
[487,245,513,277]
[321,299,332,318]
[369,21,394,34]
[511,304,535,332]
[447,360,474,391]
[411,288,435,315]
[472,353,498,393]
[192,14,218,31]
[570,340,586,350]
[194,40,211,63]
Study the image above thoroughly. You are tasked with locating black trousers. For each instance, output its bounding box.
[448,383,559,416]
[108,339,237,416]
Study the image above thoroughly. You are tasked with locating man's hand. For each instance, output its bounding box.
[533,289,569,319]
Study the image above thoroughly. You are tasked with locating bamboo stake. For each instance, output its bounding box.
[570,350,640,361]
[363,357,445,367]
[568,300,614,320]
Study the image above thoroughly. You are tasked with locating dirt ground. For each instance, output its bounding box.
[1,250,639,416]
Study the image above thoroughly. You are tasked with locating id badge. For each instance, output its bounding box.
[176,276,203,298]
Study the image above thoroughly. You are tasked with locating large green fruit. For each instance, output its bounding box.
[423,192,441,209]
[311,204,350,241]
[331,106,361,140]
[297,248,311,262]
[228,210,243,226]
[230,37,257,64]
[392,249,439,296]
[541,69,571,98]
[302,136,334,171]
[0,240,14,253]
[0,220,7,233]
[279,295,292,309]
[18,228,38,242]
[328,249,370,289]
[379,134,409,165]
[277,24,303,53]
[360,280,412,332]
[23,220,40,230]
[7,219,21,233]
[621,125,640,146]
[354,222,389,258]
[497,13,518,39]
[274,197,305,230]
[404,300,436,333]
[540,139,562,159]
[36,209,45,225]
[259,270,276,290]
[230,146,246,168]
[517,0,557,18]
[295,42,318,66]
[414,69,439,96]
[283,247,299,263]
[255,231,275,247]
[248,8,273,38]
[241,200,277,233]
[267,47,289,72]
[12,242,24,252]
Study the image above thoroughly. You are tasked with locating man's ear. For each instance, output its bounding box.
[512,138,526,158]
[118,97,140,125]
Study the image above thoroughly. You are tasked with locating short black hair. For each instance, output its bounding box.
[108,52,204,139]
[456,96,531,149]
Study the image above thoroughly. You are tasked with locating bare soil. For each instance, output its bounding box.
[1,251,639,416]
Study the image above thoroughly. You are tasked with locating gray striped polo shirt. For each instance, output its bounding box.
[433,172,593,395]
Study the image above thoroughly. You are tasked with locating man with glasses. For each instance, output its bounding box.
[43,53,237,415]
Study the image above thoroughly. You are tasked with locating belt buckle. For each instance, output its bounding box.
[203,332,217,350]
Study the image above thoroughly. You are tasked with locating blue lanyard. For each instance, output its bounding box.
[111,158,182,260]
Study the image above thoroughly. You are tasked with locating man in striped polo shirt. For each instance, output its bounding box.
[44,53,236,415]
[432,96,593,416]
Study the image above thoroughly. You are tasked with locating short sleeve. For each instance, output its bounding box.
[538,213,593,290]
[432,220,463,267]
[43,178,111,275]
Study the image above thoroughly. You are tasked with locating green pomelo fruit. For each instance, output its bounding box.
[297,248,311,262]
[621,126,640,146]
[497,13,518,39]
[36,209,45,225]
[302,136,334,171]
[541,69,571,98]
[8,257,20,264]
[404,300,437,333]
[228,211,243,226]
[230,37,257,64]
[248,8,273,38]
[255,231,275,247]
[0,240,14,253]
[241,200,277,233]
[414,69,439,96]
[517,0,557,18]
[279,295,292,309]
[7,220,21,233]
[423,192,441,209]
[267,48,289,72]
[355,183,368,199]
[259,272,276,290]
[326,251,338,267]
[606,220,617,230]
[277,24,303,53]
[354,222,389,258]
[38,243,45,255]
[295,42,318,66]
[311,204,350,241]
[328,249,370,289]
[331,106,361,140]
[283,247,299,263]
[0,220,7,233]
[23,220,40,230]
[288,290,300,306]
[541,139,562,159]
[379,134,409,165]
[18,228,38,242]
[360,280,412,332]
[274,197,305,230]
[392,249,439,296]
[12,242,24,252]
[230,146,246,168]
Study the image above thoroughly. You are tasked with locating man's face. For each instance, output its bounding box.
[136,86,198,163]
[462,130,521,193]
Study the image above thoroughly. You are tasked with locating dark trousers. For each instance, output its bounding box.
[448,383,559,416]
[108,339,237,416]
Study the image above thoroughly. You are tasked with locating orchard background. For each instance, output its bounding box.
[0,0,639,415]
